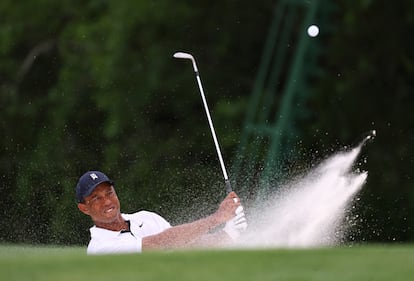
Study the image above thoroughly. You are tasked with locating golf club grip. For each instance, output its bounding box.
[225,179,232,193]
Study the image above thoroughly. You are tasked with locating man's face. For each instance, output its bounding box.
[78,182,121,225]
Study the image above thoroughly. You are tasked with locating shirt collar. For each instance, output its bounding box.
[90,214,133,239]
[90,225,122,239]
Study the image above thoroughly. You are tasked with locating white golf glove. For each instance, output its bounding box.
[223,206,248,241]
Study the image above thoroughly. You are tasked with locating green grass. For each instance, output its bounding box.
[1,244,413,281]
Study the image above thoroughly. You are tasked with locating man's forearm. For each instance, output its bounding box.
[186,230,232,249]
[142,213,222,250]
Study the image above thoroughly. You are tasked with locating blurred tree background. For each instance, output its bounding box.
[0,0,413,245]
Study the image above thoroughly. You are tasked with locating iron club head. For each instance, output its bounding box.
[173,52,194,60]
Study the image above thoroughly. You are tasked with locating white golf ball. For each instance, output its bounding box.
[307,25,319,37]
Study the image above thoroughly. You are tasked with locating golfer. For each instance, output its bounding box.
[76,171,247,255]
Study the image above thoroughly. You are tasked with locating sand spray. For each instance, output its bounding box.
[232,131,375,248]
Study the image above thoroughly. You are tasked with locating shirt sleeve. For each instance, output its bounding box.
[151,212,172,230]
[132,210,171,231]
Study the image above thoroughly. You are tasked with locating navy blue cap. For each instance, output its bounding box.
[76,171,114,203]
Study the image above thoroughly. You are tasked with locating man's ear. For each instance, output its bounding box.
[78,203,90,215]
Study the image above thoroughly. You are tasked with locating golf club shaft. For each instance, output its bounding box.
[195,73,232,193]
[174,52,232,193]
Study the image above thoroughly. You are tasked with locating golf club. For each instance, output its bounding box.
[173,52,232,193]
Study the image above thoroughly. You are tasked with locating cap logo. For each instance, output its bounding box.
[90,173,98,180]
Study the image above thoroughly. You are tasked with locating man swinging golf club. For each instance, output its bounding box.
[77,52,247,254]
[76,171,247,255]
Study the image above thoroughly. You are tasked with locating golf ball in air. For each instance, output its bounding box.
[307,25,319,37]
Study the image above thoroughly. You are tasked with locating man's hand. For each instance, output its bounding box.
[214,191,242,224]
[223,205,248,240]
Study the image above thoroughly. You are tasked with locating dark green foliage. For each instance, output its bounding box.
[0,0,413,245]
[0,0,273,244]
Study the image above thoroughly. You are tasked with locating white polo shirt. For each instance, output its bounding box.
[87,211,171,255]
